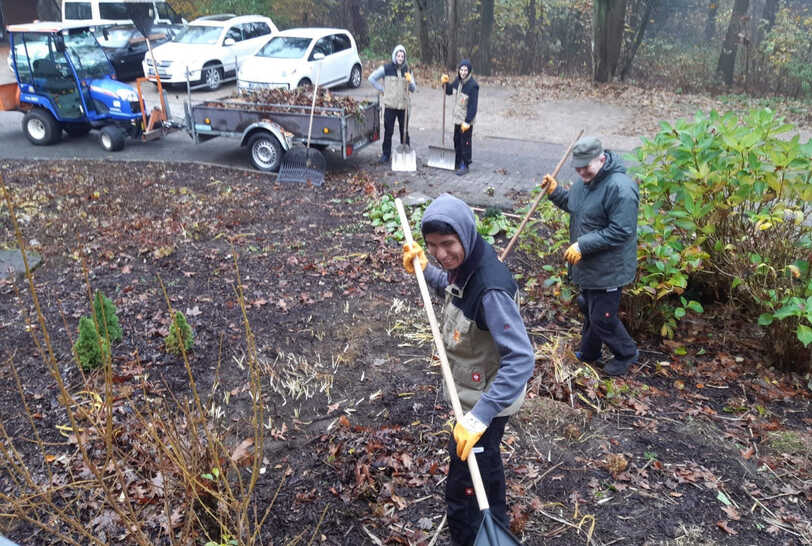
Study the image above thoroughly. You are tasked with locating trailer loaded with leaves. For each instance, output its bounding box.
[183,88,380,173]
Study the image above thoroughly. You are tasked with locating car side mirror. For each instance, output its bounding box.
[312,52,325,61]
[224,37,235,46]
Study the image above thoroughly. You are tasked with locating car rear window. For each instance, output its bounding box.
[257,36,311,59]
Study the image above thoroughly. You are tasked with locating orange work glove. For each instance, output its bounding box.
[453,413,487,461]
[440,74,449,85]
[461,122,471,132]
[540,174,558,195]
[402,242,428,274]
[404,72,412,83]
[564,242,582,265]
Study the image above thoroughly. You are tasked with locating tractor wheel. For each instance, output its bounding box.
[99,126,126,152]
[247,132,283,172]
[22,109,61,145]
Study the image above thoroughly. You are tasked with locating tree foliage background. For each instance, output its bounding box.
[169,0,812,98]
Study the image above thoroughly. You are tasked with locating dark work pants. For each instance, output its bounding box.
[579,288,637,361]
[382,107,409,158]
[446,416,508,546]
[453,123,473,168]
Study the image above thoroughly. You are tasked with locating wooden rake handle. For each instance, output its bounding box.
[499,129,584,261]
[395,198,491,512]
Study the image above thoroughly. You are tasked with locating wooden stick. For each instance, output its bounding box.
[395,198,490,513]
[499,129,584,261]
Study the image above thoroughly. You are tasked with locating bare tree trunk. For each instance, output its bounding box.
[344,0,369,51]
[477,0,495,75]
[414,0,431,63]
[620,0,657,80]
[446,0,457,70]
[704,0,719,42]
[716,0,749,86]
[522,0,539,74]
[755,0,780,47]
[593,0,627,82]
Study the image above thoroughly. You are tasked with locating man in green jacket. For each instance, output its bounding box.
[541,137,640,376]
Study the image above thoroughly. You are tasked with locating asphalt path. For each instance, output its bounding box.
[0,74,569,208]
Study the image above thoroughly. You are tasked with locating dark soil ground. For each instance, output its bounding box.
[0,159,809,545]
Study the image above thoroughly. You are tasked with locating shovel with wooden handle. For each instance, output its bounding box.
[395,198,522,546]
[499,129,584,261]
[427,82,456,170]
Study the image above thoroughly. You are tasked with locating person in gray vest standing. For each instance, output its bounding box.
[541,137,640,376]
[402,194,534,545]
[368,44,416,163]
[440,59,478,176]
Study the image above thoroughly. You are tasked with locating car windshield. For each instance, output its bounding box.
[173,25,222,45]
[96,29,132,48]
[257,36,312,59]
[63,30,113,79]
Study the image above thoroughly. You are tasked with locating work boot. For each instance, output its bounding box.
[576,351,605,368]
[604,350,639,376]
[455,164,468,176]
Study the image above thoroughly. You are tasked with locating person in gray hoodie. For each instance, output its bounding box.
[540,136,640,376]
[402,194,534,546]
[368,45,417,163]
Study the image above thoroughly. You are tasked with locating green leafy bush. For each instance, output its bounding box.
[93,291,122,344]
[166,311,194,357]
[632,108,811,369]
[73,316,110,371]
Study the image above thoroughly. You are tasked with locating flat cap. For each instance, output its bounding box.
[571,136,603,168]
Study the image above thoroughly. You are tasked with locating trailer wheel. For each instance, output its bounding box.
[64,123,91,137]
[202,63,223,91]
[247,132,283,172]
[348,64,362,88]
[22,109,61,145]
[99,126,126,152]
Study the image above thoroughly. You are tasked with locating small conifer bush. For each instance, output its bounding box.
[165,311,194,357]
[93,291,122,343]
[73,316,110,371]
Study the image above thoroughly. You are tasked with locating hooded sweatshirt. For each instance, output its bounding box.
[421,194,534,426]
[368,45,417,109]
[445,59,478,125]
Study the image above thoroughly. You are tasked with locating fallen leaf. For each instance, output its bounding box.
[722,505,741,520]
[186,305,202,317]
[230,438,254,465]
[716,520,737,535]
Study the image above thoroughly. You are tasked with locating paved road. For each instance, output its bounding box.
[0,73,579,209]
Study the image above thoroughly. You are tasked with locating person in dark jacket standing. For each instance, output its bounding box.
[440,59,478,176]
[540,137,640,376]
[368,44,416,163]
[401,194,534,545]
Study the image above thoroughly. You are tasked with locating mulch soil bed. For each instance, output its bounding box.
[0,159,809,545]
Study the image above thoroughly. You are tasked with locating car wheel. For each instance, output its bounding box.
[99,126,126,152]
[64,123,91,137]
[348,64,362,88]
[247,132,283,172]
[297,78,312,89]
[202,63,223,91]
[22,109,61,145]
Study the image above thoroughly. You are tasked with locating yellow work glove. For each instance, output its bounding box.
[564,242,582,265]
[440,74,449,85]
[540,174,558,195]
[461,122,471,132]
[453,413,487,461]
[404,72,412,83]
[402,242,428,274]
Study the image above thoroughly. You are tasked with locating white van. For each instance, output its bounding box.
[62,0,184,25]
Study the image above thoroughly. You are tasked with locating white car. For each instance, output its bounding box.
[237,27,362,92]
[143,14,277,90]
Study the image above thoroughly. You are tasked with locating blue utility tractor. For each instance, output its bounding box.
[0,21,168,151]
